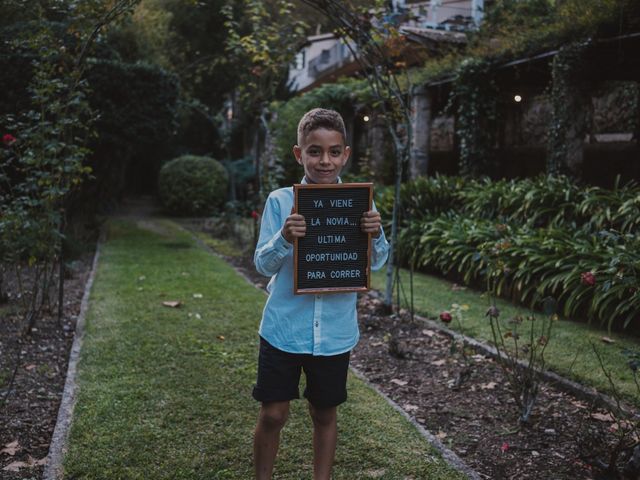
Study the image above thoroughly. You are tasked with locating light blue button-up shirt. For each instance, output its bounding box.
[254,178,390,356]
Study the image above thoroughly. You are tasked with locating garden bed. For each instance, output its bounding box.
[352,292,633,479]
[0,254,94,478]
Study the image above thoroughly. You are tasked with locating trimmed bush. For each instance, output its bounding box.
[158,155,228,216]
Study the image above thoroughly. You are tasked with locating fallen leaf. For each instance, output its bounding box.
[471,354,486,362]
[431,359,446,366]
[421,329,435,337]
[192,293,203,298]
[480,382,498,390]
[390,378,408,386]
[217,335,225,340]
[436,430,447,440]
[2,455,46,471]
[591,412,615,422]
[1,440,20,456]
[162,301,181,308]
[601,336,615,344]
[571,400,588,409]
[24,364,36,371]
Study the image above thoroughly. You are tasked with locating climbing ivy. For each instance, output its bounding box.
[447,57,499,177]
[546,41,591,175]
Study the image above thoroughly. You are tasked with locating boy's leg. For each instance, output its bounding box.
[302,350,350,480]
[252,337,304,479]
[254,400,290,480]
[308,403,338,480]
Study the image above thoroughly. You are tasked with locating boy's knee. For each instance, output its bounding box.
[308,404,337,428]
[259,402,289,430]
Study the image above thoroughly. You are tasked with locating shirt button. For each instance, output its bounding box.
[316,295,321,299]
[315,322,319,328]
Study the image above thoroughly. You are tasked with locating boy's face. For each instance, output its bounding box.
[293,128,350,184]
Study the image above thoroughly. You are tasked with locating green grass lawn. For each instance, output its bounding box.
[372,268,640,407]
[63,217,466,479]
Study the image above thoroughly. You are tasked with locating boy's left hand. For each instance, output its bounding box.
[361,211,382,238]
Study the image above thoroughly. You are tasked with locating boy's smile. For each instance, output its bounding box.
[293,128,351,184]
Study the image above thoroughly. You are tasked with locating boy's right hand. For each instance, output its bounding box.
[282,207,306,244]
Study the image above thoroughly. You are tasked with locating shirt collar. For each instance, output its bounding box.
[301,176,343,184]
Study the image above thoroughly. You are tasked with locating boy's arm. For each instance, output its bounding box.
[254,194,292,277]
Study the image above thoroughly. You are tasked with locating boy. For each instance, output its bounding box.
[252,108,389,479]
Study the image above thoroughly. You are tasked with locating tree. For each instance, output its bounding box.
[0,0,141,331]
[222,0,307,200]
[299,0,415,311]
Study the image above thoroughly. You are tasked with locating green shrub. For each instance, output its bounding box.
[386,174,640,330]
[399,214,640,331]
[377,174,467,230]
[158,155,228,216]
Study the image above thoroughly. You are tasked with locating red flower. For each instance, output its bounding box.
[439,311,452,323]
[251,210,260,220]
[580,271,596,286]
[501,442,509,453]
[2,133,16,146]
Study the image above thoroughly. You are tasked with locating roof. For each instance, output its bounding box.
[400,26,468,47]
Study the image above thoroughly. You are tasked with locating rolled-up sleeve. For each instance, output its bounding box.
[254,194,292,277]
[370,200,389,271]
[371,228,389,271]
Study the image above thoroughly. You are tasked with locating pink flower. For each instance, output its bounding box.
[439,311,452,323]
[501,442,509,453]
[580,271,596,286]
[251,210,260,220]
[2,133,16,146]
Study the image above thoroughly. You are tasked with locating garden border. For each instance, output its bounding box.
[349,365,482,480]
[42,226,105,480]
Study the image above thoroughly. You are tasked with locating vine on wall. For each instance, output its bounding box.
[546,41,591,176]
[447,57,499,177]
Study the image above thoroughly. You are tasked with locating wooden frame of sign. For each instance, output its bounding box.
[293,183,373,295]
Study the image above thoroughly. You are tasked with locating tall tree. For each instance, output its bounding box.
[222,0,307,199]
[299,0,414,311]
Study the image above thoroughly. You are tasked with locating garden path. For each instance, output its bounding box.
[52,210,471,479]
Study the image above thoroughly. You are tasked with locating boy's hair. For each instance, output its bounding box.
[297,108,347,146]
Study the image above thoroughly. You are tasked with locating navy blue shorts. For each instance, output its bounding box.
[252,337,351,408]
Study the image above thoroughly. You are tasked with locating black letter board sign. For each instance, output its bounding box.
[293,183,373,294]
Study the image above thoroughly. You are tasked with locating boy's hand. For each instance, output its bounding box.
[282,207,306,244]
[361,211,382,238]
